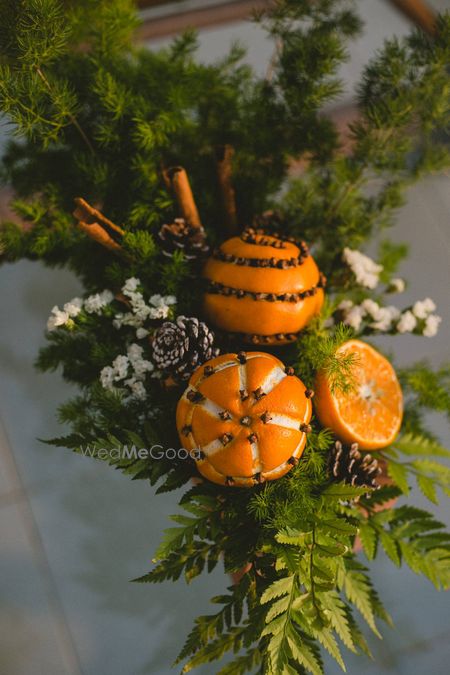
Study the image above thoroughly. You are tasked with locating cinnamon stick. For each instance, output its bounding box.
[73,197,125,254]
[73,197,125,236]
[163,166,203,230]
[389,0,437,37]
[216,145,238,235]
[76,220,123,253]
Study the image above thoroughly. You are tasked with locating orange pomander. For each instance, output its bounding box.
[314,339,403,450]
[176,351,313,487]
[202,230,325,345]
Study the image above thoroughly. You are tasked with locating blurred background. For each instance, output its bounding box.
[0,1,449,673]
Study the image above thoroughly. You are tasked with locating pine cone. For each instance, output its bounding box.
[157,218,209,260]
[152,316,219,380]
[252,210,286,233]
[329,441,381,488]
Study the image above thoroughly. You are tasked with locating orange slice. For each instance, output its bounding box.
[314,339,403,450]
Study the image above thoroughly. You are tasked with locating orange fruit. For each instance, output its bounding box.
[176,352,313,486]
[314,339,403,450]
[203,231,325,345]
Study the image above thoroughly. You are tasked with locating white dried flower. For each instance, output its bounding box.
[127,291,145,307]
[100,366,115,391]
[84,290,113,314]
[124,293,152,322]
[337,299,354,312]
[127,343,144,362]
[134,305,152,321]
[149,294,164,307]
[413,298,437,319]
[396,311,417,333]
[122,277,141,295]
[127,343,154,376]
[149,294,177,307]
[385,305,401,321]
[342,248,383,289]
[114,312,144,328]
[344,305,366,331]
[47,305,70,331]
[111,354,130,380]
[126,379,147,401]
[100,289,113,305]
[133,360,154,378]
[370,307,394,331]
[388,278,405,293]
[63,297,83,317]
[423,314,442,337]
[361,298,381,318]
[100,339,155,400]
[149,305,170,320]
[136,327,149,339]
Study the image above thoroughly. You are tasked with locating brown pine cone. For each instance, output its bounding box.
[158,218,209,260]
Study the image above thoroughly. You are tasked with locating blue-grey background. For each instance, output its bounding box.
[0,2,449,673]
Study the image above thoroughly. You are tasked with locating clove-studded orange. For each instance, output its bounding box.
[176,352,313,487]
[202,229,325,345]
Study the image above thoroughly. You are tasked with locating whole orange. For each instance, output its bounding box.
[176,351,313,486]
[203,230,325,345]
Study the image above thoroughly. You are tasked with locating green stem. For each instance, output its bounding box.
[324,173,364,223]
[324,124,399,226]
[2,92,63,129]
[36,66,95,155]
[309,524,321,616]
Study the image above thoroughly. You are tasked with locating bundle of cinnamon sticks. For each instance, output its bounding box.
[74,147,239,253]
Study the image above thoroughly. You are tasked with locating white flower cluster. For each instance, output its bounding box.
[100,343,156,401]
[112,277,176,338]
[338,297,441,337]
[342,248,383,289]
[84,290,114,314]
[46,290,113,331]
[388,278,406,294]
[412,298,442,337]
[46,278,177,341]
[47,298,82,331]
[337,299,398,332]
[338,246,441,337]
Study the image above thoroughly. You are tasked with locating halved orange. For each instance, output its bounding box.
[314,339,403,450]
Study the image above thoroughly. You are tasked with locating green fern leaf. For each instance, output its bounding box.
[393,434,450,458]
[340,570,381,637]
[314,629,346,672]
[379,530,401,566]
[287,625,323,675]
[358,523,378,560]
[261,575,295,605]
[319,593,357,653]
[386,461,409,493]
[416,474,438,503]
[321,518,358,536]
[265,595,291,623]
[322,484,370,501]
[276,528,310,546]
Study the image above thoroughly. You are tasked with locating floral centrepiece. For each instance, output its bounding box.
[1,2,450,675]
